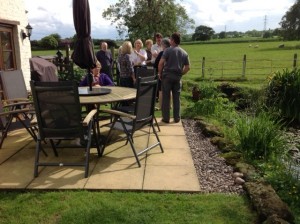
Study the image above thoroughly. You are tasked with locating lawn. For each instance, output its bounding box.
[0,191,258,224]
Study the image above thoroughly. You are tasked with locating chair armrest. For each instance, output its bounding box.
[0,107,33,117]
[5,98,31,103]
[101,109,136,120]
[3,101,33,109]
[82,109,97,126]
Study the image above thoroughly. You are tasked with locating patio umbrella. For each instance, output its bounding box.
[72,0,96,90]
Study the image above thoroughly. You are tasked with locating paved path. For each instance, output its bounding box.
[0,119,200,192]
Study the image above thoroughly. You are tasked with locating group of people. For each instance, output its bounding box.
[79,32,190,124]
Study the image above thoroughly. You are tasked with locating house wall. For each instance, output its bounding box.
[0,0,32,89]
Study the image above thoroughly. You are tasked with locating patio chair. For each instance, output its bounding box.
[30,81,101,178]
[116,67,161,132]
[101,76,164,167]
[0,70,37,148]
[0,95,37,148]
[0,70,30,103]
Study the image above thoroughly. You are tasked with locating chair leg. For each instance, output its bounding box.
[50,140,59,157]
[34,139,42,177]
[84,126,94,178]
[0,115,14,148]
[152,124,164,153]
[153,116,161,132]
[92,120,101,156]
[119,119,141,167]
[101,116,118,156]
[16,116,37,141]
[127,134,141,167]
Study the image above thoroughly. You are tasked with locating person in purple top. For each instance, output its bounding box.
[79,61,114,87]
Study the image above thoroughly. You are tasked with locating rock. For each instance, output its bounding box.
[263,214,290,224]
[210,136,234,152]
[221,151,242,166]
[233,172,244,178]
[235,177,245,185]
[235,162,262,182]
[195,120,223,137]
[244,182,294,223]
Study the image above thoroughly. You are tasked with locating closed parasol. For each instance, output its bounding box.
[72,0,96,90]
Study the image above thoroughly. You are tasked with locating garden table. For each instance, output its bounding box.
[79,86,136,144]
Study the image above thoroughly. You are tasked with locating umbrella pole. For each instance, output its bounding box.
[87,69,93,91]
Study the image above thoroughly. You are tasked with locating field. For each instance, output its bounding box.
[32,40,300,88]
[182,40,300,84]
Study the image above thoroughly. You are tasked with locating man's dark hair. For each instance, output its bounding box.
[171,32,181,45]
[155,33,163,38]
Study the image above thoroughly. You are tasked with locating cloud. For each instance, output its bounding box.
[182,0,294,32]
[24,0,295,40]
[24,0,118,40]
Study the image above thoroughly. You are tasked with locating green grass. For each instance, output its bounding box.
[32,40,300,89]
[27,40,300,223]
[0,191,258,224]
[181,40,300,89]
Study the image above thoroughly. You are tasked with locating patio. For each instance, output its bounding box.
[0,119,200,192]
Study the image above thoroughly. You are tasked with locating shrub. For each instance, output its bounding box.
[265,68,300,123]
[183,81,237,126]
[235,112,288,162]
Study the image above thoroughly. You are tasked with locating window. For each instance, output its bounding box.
[0,24,16,71]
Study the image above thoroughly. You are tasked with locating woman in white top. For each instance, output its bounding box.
[130,39,147,66]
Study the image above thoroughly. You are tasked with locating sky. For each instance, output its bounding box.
[23,0,296,40]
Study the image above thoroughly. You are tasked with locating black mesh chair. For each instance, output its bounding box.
[116,67,161,132]
[135,66,155,78]
[30,81,101,178]
[101,76,164,167]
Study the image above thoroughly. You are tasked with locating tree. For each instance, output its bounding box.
[192,25,215,41]
[263,31,272,38]
[280,0,300,40]
[39,35,58,49]
[102,0,194,40]
[49,33,61,43]
[219,31,226,39]
[245,29,262,37]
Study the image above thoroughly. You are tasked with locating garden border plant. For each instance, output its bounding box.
[182,78,300,223]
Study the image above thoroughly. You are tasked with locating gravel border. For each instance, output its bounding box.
[182,119,245,194]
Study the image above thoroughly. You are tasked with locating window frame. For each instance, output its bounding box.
[0,24,16,71]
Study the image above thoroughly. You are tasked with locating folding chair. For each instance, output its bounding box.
[101,76,164,167]
[116,67,161,132]
[0,70,30,102]
[0,96,37,148]
[0,70,37,148]
[30,81,101,178]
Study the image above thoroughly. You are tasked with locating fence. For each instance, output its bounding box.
[190,54,299,80]
[53,45,75,81]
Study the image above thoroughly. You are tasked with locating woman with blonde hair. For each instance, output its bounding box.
[118,41,135,88]
[131,39,147,67]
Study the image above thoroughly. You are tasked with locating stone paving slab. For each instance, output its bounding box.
[0,119,201,192]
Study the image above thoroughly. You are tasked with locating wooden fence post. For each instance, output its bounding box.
[202,57,205,78]
[242,54,246,78]
[293,53,297,69]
